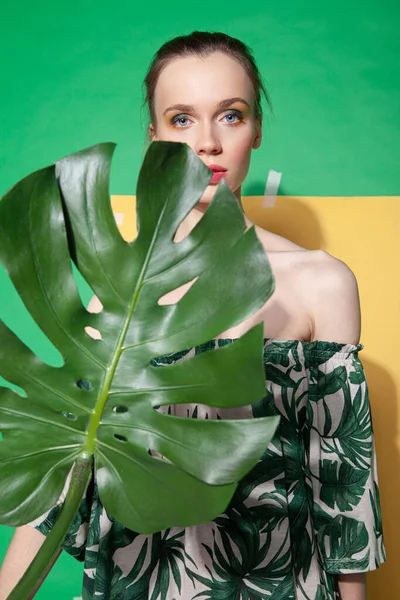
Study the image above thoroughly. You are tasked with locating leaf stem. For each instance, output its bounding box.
[7,453,93,600]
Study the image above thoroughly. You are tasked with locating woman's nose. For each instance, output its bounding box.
[194,125,222,156]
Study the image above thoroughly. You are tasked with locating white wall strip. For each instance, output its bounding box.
[262,170,282,208]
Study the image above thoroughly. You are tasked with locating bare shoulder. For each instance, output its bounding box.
[296,250,361,345]
[252,223,361,344]
[253,221,357,286]
[296,249,359,293]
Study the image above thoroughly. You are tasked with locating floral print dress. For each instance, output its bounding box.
[31,338,385,600]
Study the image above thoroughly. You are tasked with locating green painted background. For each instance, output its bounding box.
[0,0,398,598]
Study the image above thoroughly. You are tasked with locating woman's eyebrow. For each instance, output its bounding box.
[163,103,194,116]
[163,97,250,116]
[217,97,250,110]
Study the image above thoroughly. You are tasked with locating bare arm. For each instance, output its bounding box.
[308,252,361,346]
[308,255,367,599]
[337,574,367,600]
[0,525,61,599]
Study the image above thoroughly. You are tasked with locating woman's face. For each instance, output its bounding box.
[150,51,262,204]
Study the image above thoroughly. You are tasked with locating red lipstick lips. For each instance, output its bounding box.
[207,164,227,184]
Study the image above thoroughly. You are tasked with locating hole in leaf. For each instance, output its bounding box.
[148,448,172,463]
[114,434,128,442]
[157,276,198,306]
[76,379,92,391]
[85,326,102,340]
[152,404,224,420]
[113,406,128,413]
[60,411,77,421]
[87,295,103,313]
[0,431,3,441]
[85,294,103,340]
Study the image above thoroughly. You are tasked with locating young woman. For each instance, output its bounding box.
[0,31,385,600]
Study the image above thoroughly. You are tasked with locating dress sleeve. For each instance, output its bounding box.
[308,345,386,573]
[27,463,93,562]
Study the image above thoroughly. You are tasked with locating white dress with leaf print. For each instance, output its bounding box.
[31,338,386,600]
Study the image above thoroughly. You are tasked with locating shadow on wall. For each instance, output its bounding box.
[363,358,398,598]
[242,184,325,250]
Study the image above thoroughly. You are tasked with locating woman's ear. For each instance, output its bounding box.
[252,116,262,150]
[148,123,157,141]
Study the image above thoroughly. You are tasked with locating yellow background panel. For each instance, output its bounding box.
[111,195,399,599]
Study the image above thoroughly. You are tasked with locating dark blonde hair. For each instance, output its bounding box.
[143,31,272,126]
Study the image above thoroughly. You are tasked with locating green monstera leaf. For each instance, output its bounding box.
[319,459,369,511]
[318,515,370,572]
[0,141,278,537]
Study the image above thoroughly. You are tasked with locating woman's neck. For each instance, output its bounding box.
[174,187,245,243]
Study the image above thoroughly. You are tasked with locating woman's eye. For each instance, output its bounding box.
[171,115,190,127]
[222,111,243,124]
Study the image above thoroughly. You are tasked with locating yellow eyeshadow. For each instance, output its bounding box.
[164,114,186,128]
[229,103,248,111]
[223,106,248,126]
